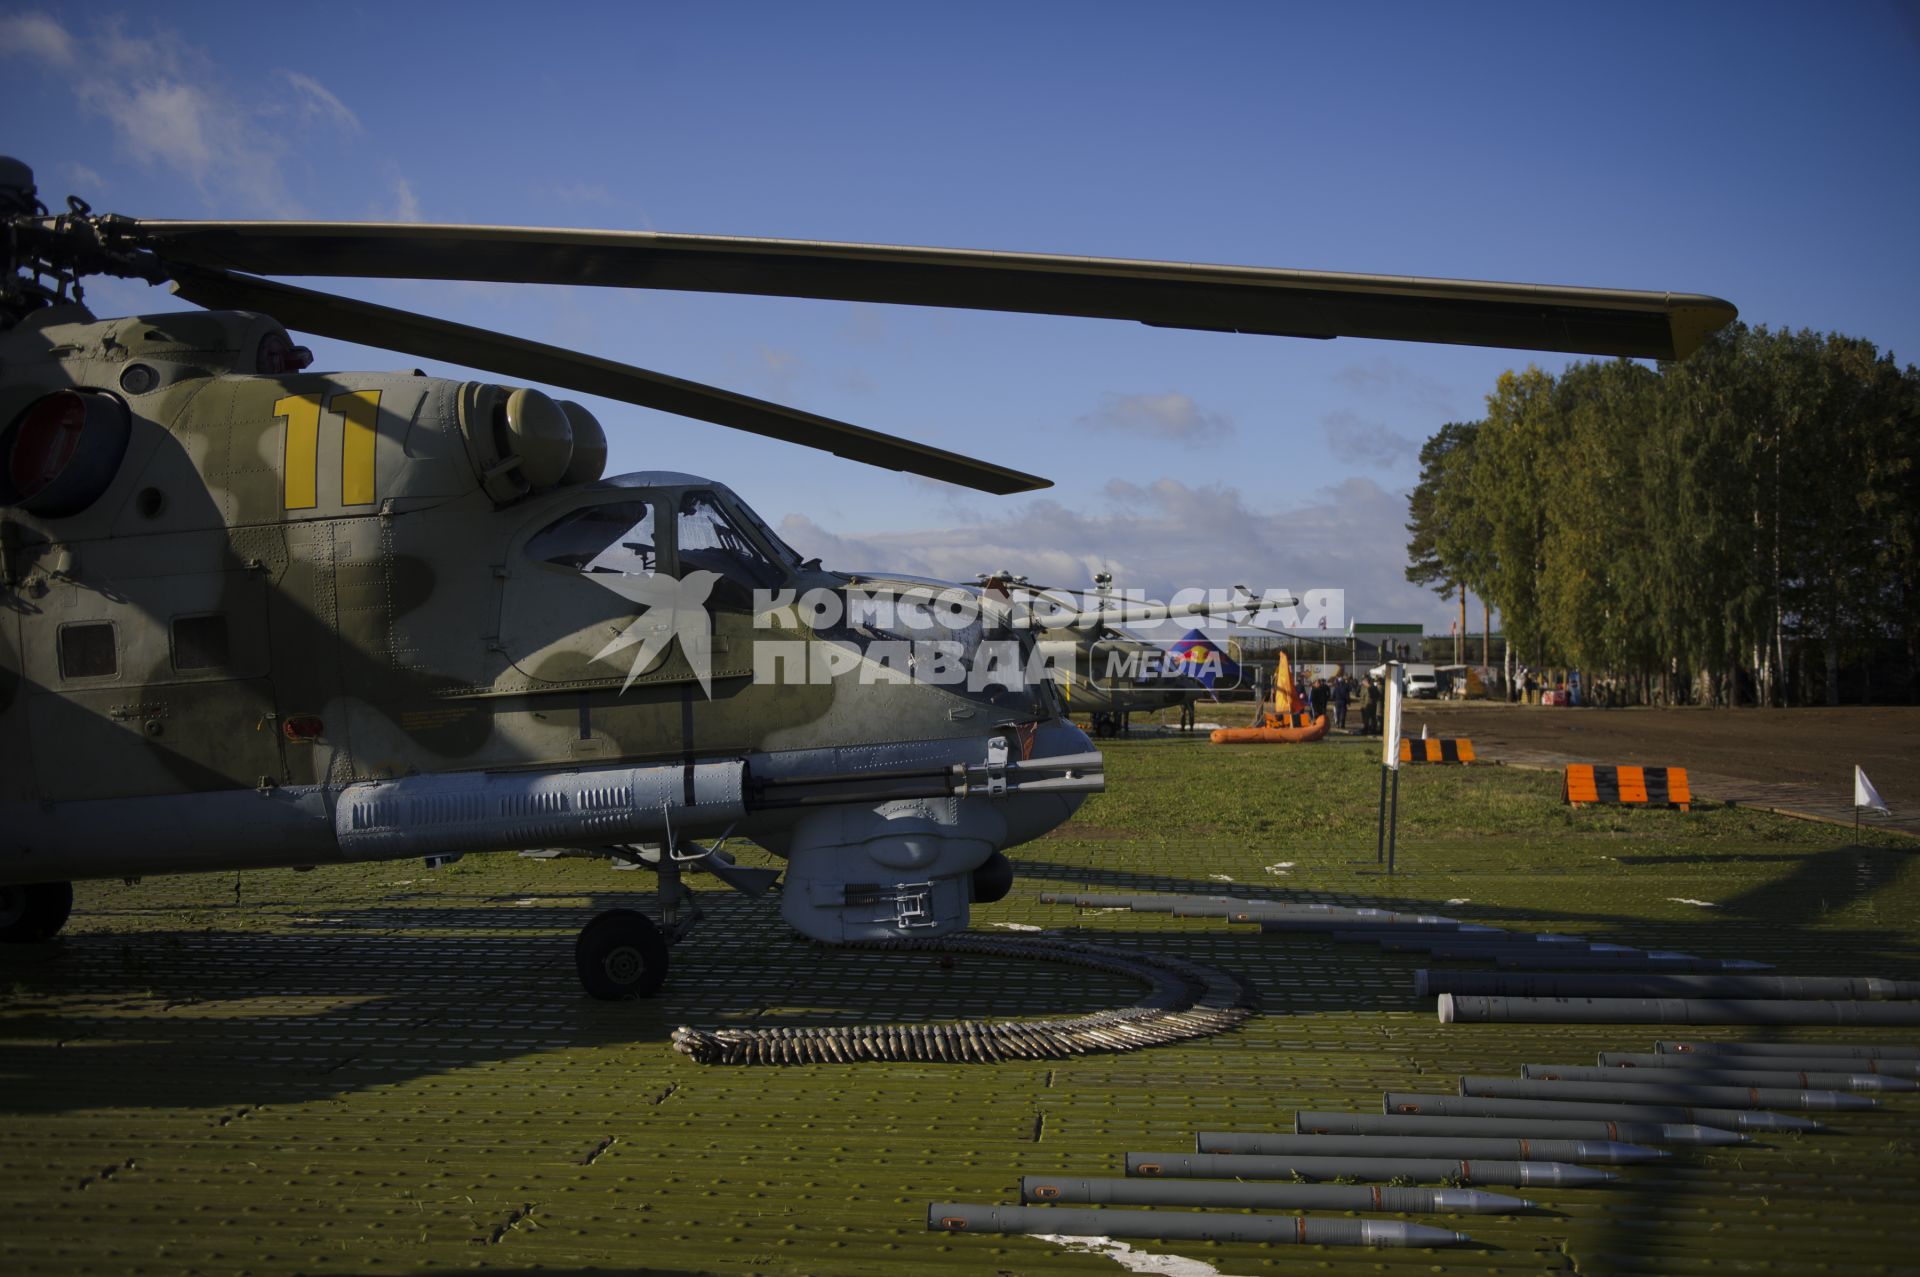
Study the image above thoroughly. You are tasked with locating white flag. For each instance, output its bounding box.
[1855,766,1890,814]
[1381,665,1405,770]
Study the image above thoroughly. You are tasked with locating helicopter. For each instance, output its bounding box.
[0,157,1736,997]
[1000,572,1260,738]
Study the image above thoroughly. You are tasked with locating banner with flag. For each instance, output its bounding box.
[1167,628,1241,697]
[1272,650,1305,716]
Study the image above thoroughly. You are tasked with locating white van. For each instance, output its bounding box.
[1404,663,1439,699]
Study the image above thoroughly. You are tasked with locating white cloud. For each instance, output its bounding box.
[105,78,222,183]
[1334,354,1462,417]
[280,70,362,133]
[775,473,1456,628]
[1077,391,1233,442]
[1323,409,1417,469]
[390,177,423,222]
[0,12,75,65]
[4,15,359,215]
[61,161,104,191]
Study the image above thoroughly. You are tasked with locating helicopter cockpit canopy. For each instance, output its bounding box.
[498,474,793,694]
[674,488,791,595]
[527,499,659,574]
[522,474,797,588]
[506,475,1056,714]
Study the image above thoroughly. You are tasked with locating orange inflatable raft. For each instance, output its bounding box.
[1210,651,1331,743]
[1210,715,1330,745]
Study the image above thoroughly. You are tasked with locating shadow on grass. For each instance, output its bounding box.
[1014,844,1920,971]
[5,839,1915,1120]
[0,901,1269,1115]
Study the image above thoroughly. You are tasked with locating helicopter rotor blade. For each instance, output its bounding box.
[1010,591,1291,632]
[166,265,1049,495]
[130,220,1736,360]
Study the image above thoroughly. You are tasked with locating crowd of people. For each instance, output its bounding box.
[1290,671,1395,734]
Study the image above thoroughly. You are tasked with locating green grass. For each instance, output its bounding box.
[3,738,1917,1275]
[1074,733,1909,848]
[1027,736,1917,968]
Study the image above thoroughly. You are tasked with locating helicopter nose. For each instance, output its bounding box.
[998,716,1100,847]
[1028,715,1096,764]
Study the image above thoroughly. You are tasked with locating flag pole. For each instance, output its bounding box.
[1387,764,1401,875]
[1376,764,1388,865]
[1379,660,1404,872]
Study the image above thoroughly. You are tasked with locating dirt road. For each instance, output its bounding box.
[1401,702,1920,811]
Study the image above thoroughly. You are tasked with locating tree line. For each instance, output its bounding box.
[1405,323,1919,706]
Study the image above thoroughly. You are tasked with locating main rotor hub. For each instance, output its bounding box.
[3,161,166,326]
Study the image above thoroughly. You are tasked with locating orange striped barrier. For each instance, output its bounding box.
[1565,764,1691,811]
[1398,738,1475,764]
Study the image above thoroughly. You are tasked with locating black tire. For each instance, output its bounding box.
[0,882,74,943]
[969,851,1014,904]
[575,908,669,1000]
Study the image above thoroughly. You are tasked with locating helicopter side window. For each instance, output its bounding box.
[676,491,785,592]
[58,622,117,680]
[171,614,231,671]
[525,501,656,575]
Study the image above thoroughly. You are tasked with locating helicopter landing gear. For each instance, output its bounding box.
[651,856,703,943]
[0,882,73,943]
[970,851,1015,904]
[575,909,670,1000]
[573,841,726,998]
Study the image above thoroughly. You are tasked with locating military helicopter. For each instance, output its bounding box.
[0,157,1736,996]
[1007,572,1259,738]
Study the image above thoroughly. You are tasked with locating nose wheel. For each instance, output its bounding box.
[0,882,73,942]
[575,908,670,1000]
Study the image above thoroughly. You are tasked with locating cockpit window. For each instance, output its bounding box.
[526,501,656,574]
[677,490,785,590]
[728,498,806,568]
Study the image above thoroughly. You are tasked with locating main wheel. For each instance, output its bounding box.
[0,882,74,942]
[575,909,669,1000]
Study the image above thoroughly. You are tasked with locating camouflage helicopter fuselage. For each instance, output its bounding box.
[0,306,1099,943]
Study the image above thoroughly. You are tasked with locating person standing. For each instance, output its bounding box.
[1332,676,1351,730]
[1358,676,1376,735]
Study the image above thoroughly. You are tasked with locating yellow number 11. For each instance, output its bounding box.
[275,390,382,509]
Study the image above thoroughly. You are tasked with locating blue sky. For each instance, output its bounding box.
[6,3,1917,631]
